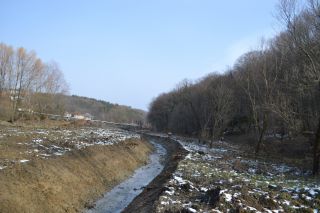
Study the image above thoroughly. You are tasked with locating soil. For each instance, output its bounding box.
[153,135,320,212]
[224,133,313,171]
[122,134,188,213]
[0,123,151,213]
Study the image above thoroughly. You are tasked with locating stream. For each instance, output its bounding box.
[86,140,166,213]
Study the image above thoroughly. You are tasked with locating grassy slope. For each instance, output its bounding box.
[0,139,152,213]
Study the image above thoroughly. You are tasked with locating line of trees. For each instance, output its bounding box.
[148,0,320,174]
[0,43,68,121]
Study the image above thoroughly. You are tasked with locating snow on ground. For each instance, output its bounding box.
[0,127,140,170]
[155,135,320,213]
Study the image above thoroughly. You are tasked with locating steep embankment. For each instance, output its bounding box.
[0,129,152,213]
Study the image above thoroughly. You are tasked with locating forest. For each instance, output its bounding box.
[147,0,320,174]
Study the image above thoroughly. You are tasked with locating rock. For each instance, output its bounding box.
[199,187,220,207]
[198,150,205,155]
[181,183,191,192]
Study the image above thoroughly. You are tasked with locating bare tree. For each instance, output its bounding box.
[0,43,69,121]
[278,0,320,174]
[0,43,13,96]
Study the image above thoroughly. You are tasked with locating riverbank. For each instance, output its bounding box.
[122,134,188,213]
[154,135,320,212]
[0,123,152,213]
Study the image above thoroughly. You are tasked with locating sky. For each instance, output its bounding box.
[1,0,282,110]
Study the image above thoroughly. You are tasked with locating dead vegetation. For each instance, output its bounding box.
[0,123,151,213]
[154,135,320,213]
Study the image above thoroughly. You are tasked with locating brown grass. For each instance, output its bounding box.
[0,138,152,213]
[0,96,12,121]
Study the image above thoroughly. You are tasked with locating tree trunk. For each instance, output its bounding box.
[312,81,320,175]
[255,114,268,154]
[313,116,320,175]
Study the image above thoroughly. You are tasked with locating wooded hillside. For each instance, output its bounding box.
[62,95,146,124]
[148,0,320,174]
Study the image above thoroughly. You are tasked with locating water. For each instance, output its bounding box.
[86,140,166,213]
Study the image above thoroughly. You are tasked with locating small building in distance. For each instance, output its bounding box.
[64,112,72,119]
[70,112,94,120]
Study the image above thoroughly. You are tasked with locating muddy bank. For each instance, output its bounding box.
[86,141,166,213]
[122,134,188,213]
[0,138,151,213]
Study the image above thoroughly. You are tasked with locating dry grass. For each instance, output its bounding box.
[0,138,152,213]
[0,96,11,121]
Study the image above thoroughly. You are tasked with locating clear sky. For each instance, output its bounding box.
[1,0,282,110]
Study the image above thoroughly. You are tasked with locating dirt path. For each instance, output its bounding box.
[122,134,188,213]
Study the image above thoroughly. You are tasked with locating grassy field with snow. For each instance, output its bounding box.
[0,122,151,213]
[155,136,319,213]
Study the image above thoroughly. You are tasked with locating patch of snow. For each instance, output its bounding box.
[165,189,175,196]
[32,138,43,143]
[248,168,256,174]
[309,189,318,197]
[173,175,187,185]
[54,152,63,156]
[200,187,208,192]
[244,206,259,212]
[220,189,228,195]
[187,207,197,213]
[282,200,290,205]
[160,201,169,205]
[233,192,241,198]
[224,193,232,202]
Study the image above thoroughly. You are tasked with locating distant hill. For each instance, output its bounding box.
[62,95,146,124]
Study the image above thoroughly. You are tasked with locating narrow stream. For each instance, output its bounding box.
[86,140,166,213]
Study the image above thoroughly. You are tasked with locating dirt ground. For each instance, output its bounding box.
[122,134,188,213]
[224,133,314,171]
[3,121,317,213]
[0,122,152,213]
[153,135,320,213]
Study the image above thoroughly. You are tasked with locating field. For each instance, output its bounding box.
[154,136,320,213]
[0,121,151,213]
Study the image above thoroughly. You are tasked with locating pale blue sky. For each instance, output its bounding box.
[1,0,282,110]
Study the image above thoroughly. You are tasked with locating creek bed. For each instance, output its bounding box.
[86,140,166,213]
